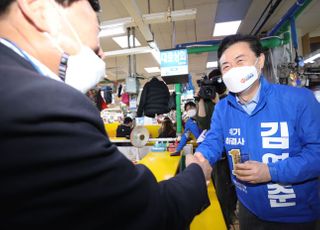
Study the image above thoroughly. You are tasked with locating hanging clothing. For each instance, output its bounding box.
[117,84,122,98]
[137,78,170,117]
[97,89,108,111]
[168,92,176,111]
[121,93,130,106]
[102,86,112,104]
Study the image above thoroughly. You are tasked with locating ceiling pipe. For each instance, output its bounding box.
[175,0,312,55]
[178,33,291,55]
[267,0,312,36]
[100,9,197,29]
[250,0,273,35]
[253,0,283,36]
[104,34,291,57]
[176,40,220,49]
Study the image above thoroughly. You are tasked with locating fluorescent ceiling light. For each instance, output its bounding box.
[142,8,197,24]
[171,9,197,21]
[99,26,125,38]
[206,61,218,68]
[144,67,160,73]
[304,53,320,63]
[104,46,152,57]
[112,35,141,48]
[99,17,133,38]
[103,46,160,63]
[213,20,241,36]
[143,12,167,24]
[100,17,133,28]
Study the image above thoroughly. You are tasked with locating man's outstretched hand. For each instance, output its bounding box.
[186,152,212,184]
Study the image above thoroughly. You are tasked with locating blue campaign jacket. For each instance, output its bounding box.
[197,77,320,223]
[176,118,201,152]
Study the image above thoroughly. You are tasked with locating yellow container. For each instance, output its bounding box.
[104,123,120,138]
[104,123,161,138]
[139,151,226,230]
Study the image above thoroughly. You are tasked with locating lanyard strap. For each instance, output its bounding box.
[0,38,68,82]
[1,38,44,75]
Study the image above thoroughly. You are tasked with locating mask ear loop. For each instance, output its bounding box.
[43,32,64,54]
[254,56,261,76]
[42,31,69,81]
[47,0,85,82]
[48,0,83,49]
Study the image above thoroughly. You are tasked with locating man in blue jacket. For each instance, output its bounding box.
[172,101,202,156]
[196,34,320,229]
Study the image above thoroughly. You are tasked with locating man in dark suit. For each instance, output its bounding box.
[0,0,212,229]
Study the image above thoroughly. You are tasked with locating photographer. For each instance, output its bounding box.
[196,69,227,130]
[197,69,237,229]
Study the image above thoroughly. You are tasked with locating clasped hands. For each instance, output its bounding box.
[185,152,212,185]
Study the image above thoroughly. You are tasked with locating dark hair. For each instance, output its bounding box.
[0,0,14,14]
[184,101,196,111]
[217,34,263,60]
[0,0,100,15]
[207,68,226,95]
[158,117,176,138]
[208,68,221,80]
[123,117,133,125]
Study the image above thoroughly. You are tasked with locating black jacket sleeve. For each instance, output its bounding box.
[0,59,209,230]
[137,82,148,117]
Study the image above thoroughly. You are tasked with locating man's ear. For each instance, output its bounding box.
[16,0,58,33]
[258,53,265,70]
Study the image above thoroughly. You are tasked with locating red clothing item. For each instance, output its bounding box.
[101,99,108,109]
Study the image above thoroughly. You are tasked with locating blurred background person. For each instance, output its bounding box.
[116,116,133,138]
[196,68,227,131]
[158,117,176,138]
[171,101,201,156]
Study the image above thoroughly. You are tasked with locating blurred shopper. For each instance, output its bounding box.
[116,117,133,138]
[158,117,176,138]
[171,101,202,156]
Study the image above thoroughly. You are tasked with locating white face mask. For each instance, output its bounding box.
[222,59,259,93]
[64,47,106,93]
[47,0,106,93]
[187,109,197,118]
